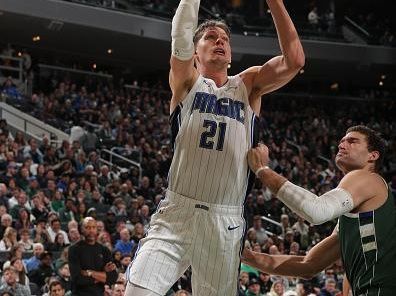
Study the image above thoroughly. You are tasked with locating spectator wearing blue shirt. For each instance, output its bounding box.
[23,243,44,273]
[1,78,21,100]
[114,228,134,256]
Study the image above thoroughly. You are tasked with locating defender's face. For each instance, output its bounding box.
[336,131,373,172]
[195,27,231,68]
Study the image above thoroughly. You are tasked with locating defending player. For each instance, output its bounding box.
[244,126,396,295]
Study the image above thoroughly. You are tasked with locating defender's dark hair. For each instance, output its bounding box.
[346,125,386,172]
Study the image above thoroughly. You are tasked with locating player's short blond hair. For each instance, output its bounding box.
[193,20,231,47]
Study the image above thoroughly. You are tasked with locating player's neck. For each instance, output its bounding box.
[198,66,228,87]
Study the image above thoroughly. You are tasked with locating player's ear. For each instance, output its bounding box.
[368,150,379,162]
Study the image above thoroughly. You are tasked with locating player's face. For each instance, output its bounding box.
[336,131,375,172]
[195,26,231,69]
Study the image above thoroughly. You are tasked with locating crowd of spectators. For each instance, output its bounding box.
[0,69,395,296]
[344,0,396,47]
[63,0,345,42]
[65,0,396,46]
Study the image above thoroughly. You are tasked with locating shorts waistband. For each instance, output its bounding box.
[165,190,243,216]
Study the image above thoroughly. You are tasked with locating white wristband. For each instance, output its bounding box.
[255,166,269,177]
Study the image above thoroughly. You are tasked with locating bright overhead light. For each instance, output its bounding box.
[92,63,97,69]
[17,52,22,57]
[107,49,112,54]
[381,74,386,80]
[330,83,339,90]
[32,35,41,42]
[379,81,383,86]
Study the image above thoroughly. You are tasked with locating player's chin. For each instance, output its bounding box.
[335,158,348,171]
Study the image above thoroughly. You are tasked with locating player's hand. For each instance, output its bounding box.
[248,143,269,172]
[241,247,255,265]
[104,262,116,272]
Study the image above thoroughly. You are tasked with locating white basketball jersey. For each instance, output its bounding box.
[168,75,258,206]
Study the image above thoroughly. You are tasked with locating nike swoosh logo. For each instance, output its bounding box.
[228,225,240,231]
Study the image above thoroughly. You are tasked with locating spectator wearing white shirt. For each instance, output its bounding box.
[47,218,70,244]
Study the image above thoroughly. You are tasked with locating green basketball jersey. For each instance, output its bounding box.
[339,188,396,296]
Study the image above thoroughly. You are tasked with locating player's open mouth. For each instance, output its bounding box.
[214,48,225,55]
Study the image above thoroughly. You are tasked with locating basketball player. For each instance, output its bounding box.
[126,0,305,294]
[243,126,396,295]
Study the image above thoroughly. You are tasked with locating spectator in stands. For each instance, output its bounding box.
[1,78,22,101]
[48,233,69,252]
[48,280,65,296]
[136,176,155,200]
[0,214,13,238]
[0,183,9,210]
[0,164,17,190]
[9,257,30,288]
[88,189,108,214]
[55,262,71,293]
[174,290,190,296]
[111,281,126,296]
[58,198,77,224]
[80,126,99,153]
[249,215,269,246]
[9,192,31,220]
[8,244,24,261]
[0,266,31,296]
[267,280,286,296]
[114,228,134,256]
[23,139,43,164]
[67,227,80,245]
[24,243,44,273]
[55,140,70,161]
[28,251,54,288]
[257,272,273,294]
[138,204,151,227]
[0,227,18,251]
[31,217,50,245]
[246,278,264,296]
[292,217,309,250]
[75,202,87,222]
[47,218,70,244]
[119,254,132,273]
[238,271,249,294]
[130,222,144,244]
[109,198,127,218]
[318,278,339,296]
[25,177,40,199]
[14,208,33,232]
[18,229,33,252]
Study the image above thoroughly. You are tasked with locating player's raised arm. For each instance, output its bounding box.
[169,0,200,108]
[242,0,305,111]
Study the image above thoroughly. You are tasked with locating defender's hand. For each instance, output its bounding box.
[248,143,269,173]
